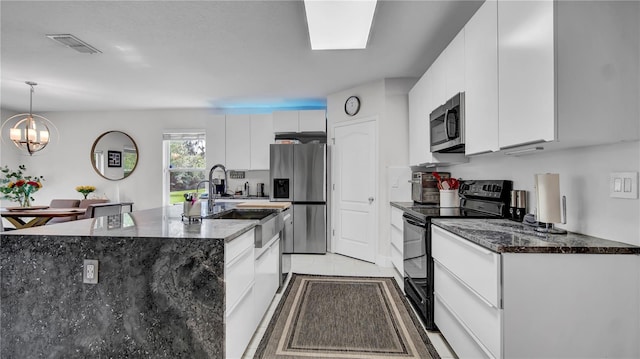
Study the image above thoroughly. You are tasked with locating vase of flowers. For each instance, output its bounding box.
[0,165,44,207]
[75,185,96,199]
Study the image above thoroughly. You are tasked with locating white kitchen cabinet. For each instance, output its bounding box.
[273,110,299,133]
[390,206,404,288]
[408,26,468,166]
[206,114,227,167]
[225,229,255,359]
[498,0,555,149]
[254,233,280,328]
[226,114,274,170]
[464,0,499,156]
[298,110,326,132]
[250,113,274,170]
[225,114,252,170]
[429,52,446,109]
[408,73,432,166]
[273,110,326,133]
[433,225,640,359]
[444,28,465,99]
[496,0,639,150]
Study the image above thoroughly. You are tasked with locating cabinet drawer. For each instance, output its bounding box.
[432,225,501,307]
[226,285,255,359]
[391,240,403,274]
[391,207,404,229]
[225,244,254,312]
[435,260,501,358]
[226,229,254,263]
[435,294,494,359]
[390,225,403,254]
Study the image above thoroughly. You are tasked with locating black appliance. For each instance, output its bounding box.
[430,92,465,153]
[403,179,512,330]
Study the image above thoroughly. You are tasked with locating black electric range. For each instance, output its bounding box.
[402,180,512,330]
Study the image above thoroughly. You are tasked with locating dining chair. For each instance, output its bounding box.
[47,199,81,224]
[83,203,121,219]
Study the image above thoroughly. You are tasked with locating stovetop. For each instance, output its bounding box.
[403,204,502,221]
[399,179,514,222]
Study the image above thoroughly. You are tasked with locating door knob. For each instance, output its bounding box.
[368,197,374,204]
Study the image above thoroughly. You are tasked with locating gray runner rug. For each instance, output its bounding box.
[254,274,440,359]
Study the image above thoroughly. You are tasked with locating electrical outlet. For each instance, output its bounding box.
[610,172,638,199]
[83,259,99,284]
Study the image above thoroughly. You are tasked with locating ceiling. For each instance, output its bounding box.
[0,0,482,113]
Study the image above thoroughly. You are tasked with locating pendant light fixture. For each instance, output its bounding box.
[4,81,53,155]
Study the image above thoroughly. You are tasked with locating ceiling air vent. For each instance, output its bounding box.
[46,34,101,54]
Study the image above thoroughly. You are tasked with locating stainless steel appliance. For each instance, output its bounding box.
[270,143,327,254]
[403,179,512,330]
[411,171,450,204]
[430,92,465,153]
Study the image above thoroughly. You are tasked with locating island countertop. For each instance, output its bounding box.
[432,218,640,254]
[1,203,259,242]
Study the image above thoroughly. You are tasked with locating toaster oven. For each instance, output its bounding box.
[411,172,450,204]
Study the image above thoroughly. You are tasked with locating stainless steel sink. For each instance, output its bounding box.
[206,209,283,248]
[212,209,274,220]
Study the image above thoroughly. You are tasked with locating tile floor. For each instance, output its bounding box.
[242,252,457,359]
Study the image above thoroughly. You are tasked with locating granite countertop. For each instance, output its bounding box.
[1,203,262,242]
[391,201,435,219]
[432,218,640,254]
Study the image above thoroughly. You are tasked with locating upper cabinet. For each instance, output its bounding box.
[496,0,639,150]
[464,0,499,155]
[408,72,432,165]
[273,110,326,133]
[497,0,555,149]
[225,114,274,170]
[444,29,465,100]
[408,28,467,166]
[250,114,274,170]
[225,114,252,170]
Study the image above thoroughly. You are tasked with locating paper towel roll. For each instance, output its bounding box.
[534,173,561,224]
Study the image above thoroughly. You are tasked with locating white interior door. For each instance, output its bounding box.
[332,119,377,263]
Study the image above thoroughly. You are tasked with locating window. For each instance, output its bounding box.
[163,131,206,205]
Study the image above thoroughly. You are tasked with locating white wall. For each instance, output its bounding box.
[327,78,414,264]
[436,141,640,246]
[0,108,238,211]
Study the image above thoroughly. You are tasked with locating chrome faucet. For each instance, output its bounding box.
[208,164,228,213]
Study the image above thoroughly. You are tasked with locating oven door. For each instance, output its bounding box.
[403,213,437,330]
[403,215,428,292]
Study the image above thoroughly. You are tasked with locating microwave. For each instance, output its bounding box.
[430,92,465,153]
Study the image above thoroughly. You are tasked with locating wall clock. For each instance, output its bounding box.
[344,96,360,116]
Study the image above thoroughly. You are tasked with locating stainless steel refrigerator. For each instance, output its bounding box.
[270,143,326,254]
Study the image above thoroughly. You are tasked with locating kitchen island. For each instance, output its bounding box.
[431,218,640,359]
[0,204,273,359]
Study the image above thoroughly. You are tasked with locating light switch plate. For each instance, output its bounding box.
[610,172,638,199]
[83,259,99,284]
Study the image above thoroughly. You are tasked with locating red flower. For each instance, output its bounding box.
[15,179,26,187]
[27,181,40,188]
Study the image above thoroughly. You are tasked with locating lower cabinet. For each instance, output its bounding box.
[225,229,256,359]
[432,225,640,359]
[254,233,281,327]
[224,229,281,359]
[390,207,404,289]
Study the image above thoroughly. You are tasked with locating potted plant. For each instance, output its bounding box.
[0,165,44,208]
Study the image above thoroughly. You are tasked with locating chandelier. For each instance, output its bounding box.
[5,82,53,155]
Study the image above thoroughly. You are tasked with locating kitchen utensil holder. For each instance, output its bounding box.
[439,190,459,207]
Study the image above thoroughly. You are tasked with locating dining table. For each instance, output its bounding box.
[1,206,87,229]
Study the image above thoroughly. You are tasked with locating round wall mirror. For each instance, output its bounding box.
[91,131,139,180]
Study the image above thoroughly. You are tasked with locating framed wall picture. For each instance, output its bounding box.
[108,150,122,167]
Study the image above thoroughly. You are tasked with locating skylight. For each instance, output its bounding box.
[304,0,377,50]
